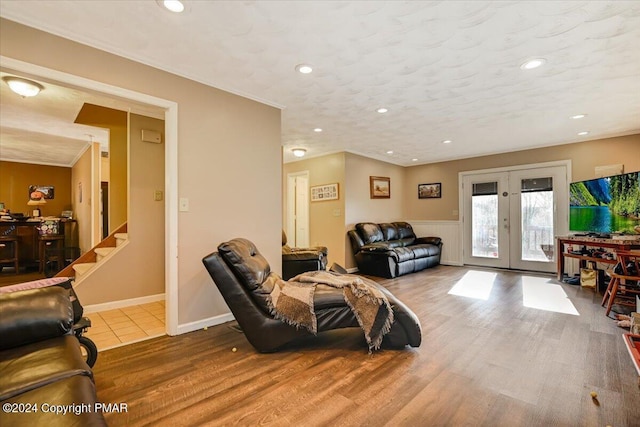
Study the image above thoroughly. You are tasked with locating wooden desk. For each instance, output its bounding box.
[556,236,640,281]
[0,219,77,272]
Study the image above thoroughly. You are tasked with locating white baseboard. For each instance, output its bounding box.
[84,293,165,313]
[176,312,236,335]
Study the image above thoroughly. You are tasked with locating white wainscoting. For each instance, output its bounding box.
[409,220,462,266]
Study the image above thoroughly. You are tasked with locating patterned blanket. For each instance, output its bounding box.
[268,270,394,351]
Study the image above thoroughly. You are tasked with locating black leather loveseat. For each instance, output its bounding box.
[203,238,422,352]
[0,287,106,427]
[348,222,442,279]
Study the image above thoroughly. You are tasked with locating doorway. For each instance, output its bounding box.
[462,163,569,273]
[100,182,109,240]
[2,56,179,336]
[286,171,309,247]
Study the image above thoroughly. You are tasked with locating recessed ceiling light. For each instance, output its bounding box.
[2,76,44,97]
[313,128,322,133]
[412,158,418,162]
[520,58,546,70]
[442,139,452,144]
[292,148,307,157]
[160,0,185,13]
[295,64,313,74]
[386,150,394,155]
[571,114,586,119]
[377,108,388,114]
[577,131,589,136]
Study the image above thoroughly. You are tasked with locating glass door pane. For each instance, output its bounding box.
[472,182,499,258]
[520,179,554,262]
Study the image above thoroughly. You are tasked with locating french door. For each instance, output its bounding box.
[462,164,568,272]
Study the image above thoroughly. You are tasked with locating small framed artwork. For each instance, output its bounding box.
[29,185,55,200]
[418,183,441,199]
[311,183,339,202]
[370,176,391,199]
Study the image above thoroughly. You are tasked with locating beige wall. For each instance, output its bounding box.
[404,134,640,220]
[283,152,346,267]
[1,19,282,325]
[0,161,71,215]
[344,153,405,268]
[71,144,99,254]
[76,114,165,305]
[75,103,128,233]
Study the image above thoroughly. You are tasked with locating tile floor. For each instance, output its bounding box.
[84,301,166,351]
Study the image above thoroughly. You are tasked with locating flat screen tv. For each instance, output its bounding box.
[569,171,640,235]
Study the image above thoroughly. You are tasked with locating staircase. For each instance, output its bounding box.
[56,223,128,283]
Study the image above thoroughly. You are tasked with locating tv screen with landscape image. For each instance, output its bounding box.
[569,171,640,235]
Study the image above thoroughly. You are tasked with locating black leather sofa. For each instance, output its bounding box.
[348,222,442,278]
[281,230,328,280]
[202,238,422,352]
[0,287,106,427]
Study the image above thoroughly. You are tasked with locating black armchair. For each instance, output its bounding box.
[281,230,328,280]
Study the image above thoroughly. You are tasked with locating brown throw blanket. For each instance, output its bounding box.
[268,271,394,351]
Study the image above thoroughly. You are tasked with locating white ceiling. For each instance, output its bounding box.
[0,69,165,167]
[1,1,639,166]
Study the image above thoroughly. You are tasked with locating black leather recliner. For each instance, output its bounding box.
[0,287,106,427]
[281,230,328,280]
[202,238,422,353]
[348,221,442,278]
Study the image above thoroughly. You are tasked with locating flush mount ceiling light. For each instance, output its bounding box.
[2,76,44,97]
[578,131,590,136]
[313,128,323,133]
[442,139,452,144]
[412,158,418,162]
[386,150,394,155]
[295,64,313,74]
[571,114,587,119]
[377,108,388,113]
[520,58,546,70]
[292,148,307,157]
[158,0,185,13]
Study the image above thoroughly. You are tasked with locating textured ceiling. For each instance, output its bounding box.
[1,1,639,166]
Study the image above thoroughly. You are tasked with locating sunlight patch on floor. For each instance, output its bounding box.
[448,270,497,300]
[521,276,580,316]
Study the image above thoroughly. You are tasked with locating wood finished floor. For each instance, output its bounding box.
[93,265,640,426]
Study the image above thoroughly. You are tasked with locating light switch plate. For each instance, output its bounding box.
[179,197,189,212]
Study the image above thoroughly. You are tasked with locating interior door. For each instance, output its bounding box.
[463,165,568,272]
[294,174,309,247]
[286,171,309,247]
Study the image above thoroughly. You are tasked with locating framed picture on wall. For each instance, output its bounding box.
[370,176,390,199]
[311,183,339,202]
[29,185,55,200]
[418,182,441,199]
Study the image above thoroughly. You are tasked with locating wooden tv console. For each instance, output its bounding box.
[556,235,640,281]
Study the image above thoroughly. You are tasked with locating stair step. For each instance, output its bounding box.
[94,247,116,262]
[115,233,129,246]
[73,262,96,278]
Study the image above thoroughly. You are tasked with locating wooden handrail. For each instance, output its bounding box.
[56,223,128,278]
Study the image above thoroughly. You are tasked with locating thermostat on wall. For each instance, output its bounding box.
[141,129,162,144]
